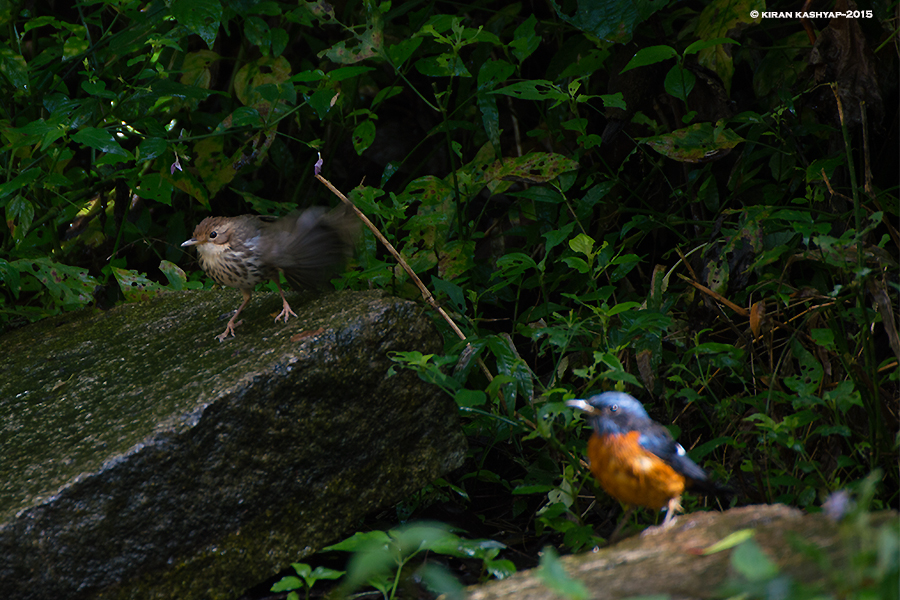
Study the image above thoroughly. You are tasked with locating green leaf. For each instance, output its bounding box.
[270,576,303,592]
[386,37,422,66]
[664,63,696,103]
[641,122,743,163]
[569,233,594,257]
[352,119,376,155]
[137,137,167,162]
[270,27,289,57]
[81,79,117,99]
[135,173,174,205]
[329,65,375,81]
[0,169,42,199]
[112,267,167,302]
[171,0,223,48]
[0,259,21,298]
[684,37,740,55]
[454,389,486,408]
[620,45,678,74]
[159,260,188,290]
[0,48,29,90]
[415,54,472,77]
[491,80,565,102]
[6,195,35,244]
[416,563,465,600]
[731,539,779,581]
[550,0,668,44]
[72,127,129,156]
[510,14,540,62]
[323,530,391,552]
[244,16,269,50]
[13,258,97,307]
[702,529,756,554]
[535,546,588,600]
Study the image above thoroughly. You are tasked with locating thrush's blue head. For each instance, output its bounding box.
[567,391,651,436]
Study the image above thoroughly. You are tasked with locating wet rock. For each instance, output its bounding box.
[0,289,466,600]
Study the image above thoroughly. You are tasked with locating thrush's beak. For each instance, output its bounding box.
[566,399,598,415]
[181,238,198,247]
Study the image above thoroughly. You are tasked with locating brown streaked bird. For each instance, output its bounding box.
[182,206,357,341]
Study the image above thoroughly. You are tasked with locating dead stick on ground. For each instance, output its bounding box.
[315,173,494,382]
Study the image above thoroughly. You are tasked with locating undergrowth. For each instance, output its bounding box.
[1,0,897,598]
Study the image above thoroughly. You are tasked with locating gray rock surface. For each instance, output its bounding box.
[464,504,900,600]
[0,289,466,600]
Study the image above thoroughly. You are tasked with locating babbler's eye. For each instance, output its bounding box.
[209,231,218,239]
[610,404,618,412]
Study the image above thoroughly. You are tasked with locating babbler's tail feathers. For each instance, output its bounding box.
[260,205,359,290]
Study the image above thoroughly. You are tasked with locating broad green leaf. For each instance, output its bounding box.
[72,127,129,156]
[112,267,167,302]
[352,119,376,155]
[159,261,189,290]
[171,0,223,48]
[6,195,35,244]
[0,48,29,89]
[329,65,375,81]
[731,539,779,581]
[641,122,743,163]
[664,63,695,103]
[535,546,588,600]
[696,0,762,93]
[702,529,756,554]
[510,14,540,62]
[13,258,97,307]
[0,169,42,199]
[620,45,678,74]
[137,137,167,162]
[386,37,422,66]
[550,0,668,44]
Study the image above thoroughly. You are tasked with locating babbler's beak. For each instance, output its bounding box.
[566,399,596,414]
[181,238,198,247]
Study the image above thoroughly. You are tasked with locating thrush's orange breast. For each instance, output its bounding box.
[587,431,686,510]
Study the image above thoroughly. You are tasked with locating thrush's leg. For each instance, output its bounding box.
[608,505,636,543]
[273,275,298,324]
[218,288,252,341]
[659,496,683,528]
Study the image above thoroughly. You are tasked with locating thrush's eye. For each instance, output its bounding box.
[610,404,618,412]
[209,231,218,239]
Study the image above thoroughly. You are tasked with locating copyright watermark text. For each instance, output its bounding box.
[750,10,874,18]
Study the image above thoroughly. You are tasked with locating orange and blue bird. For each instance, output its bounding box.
[567,392,728,532]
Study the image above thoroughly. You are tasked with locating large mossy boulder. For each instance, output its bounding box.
[0,289,466,600]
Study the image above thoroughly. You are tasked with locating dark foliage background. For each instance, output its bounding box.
[1,0,897,597]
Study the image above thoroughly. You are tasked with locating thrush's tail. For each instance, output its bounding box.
[688,477,736,502]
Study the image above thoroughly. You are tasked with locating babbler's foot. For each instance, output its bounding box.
[274,298,298,324]
[216,318,243,341]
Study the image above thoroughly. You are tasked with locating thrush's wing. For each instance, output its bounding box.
[637,424,710,484]
[638,424,733,498]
